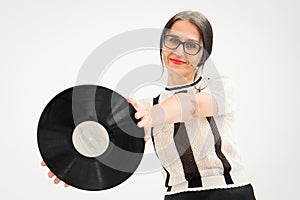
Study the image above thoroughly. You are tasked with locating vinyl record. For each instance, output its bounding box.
[37,85,145,191]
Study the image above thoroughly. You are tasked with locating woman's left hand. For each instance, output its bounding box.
[41,161,69,187]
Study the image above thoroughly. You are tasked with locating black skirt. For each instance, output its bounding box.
[164,184,256,200]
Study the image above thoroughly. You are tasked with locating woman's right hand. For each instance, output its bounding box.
[41,161,69,188]
[127,98,152,142]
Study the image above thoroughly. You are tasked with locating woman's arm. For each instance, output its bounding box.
[131,92,218,128]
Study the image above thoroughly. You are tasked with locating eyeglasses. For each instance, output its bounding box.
[163,35,202,55]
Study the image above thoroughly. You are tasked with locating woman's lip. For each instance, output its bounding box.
[170,58,186,65]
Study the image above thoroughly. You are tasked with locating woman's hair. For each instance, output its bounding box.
[160,11,213,67]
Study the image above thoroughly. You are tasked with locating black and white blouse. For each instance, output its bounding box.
[147,75,251,195]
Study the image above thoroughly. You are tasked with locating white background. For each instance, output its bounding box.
[1,0,300,199]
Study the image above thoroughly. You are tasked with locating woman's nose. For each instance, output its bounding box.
[174,44,185,55]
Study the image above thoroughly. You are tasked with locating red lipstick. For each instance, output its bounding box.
[170,58,186,65]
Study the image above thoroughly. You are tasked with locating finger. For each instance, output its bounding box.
[128,98,137,108]
[128,98,140,111]
[137,110,152,127]
[137,117,151,128]
[41,161,46,166]
[54,178,61,184]
[135,109,149,120]
[144,126,151,141]
[135,111,143,120]
[144,133,151,142]
[144,136,150,142]
[64,183,69,187]
[137,121,144,128]
[136,115,146,127]
[48,171,55,178]
[127,97,132,103]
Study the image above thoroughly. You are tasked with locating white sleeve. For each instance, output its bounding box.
[201,76,236,116]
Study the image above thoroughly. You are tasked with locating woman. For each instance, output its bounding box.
[128,10,256,199]
[42,10,256,199]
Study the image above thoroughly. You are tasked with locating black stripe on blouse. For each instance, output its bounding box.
[206,116,234,184]
[152,95,172,191]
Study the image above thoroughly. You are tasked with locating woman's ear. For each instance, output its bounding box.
[199,49,210,66]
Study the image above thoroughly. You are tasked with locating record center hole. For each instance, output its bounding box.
[72,121,109,157]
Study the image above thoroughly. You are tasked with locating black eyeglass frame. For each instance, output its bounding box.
[163,35,203,55]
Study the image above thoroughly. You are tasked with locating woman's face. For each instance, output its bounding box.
[162,20,203,82]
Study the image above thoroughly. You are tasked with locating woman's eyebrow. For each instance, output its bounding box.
[167,33,200,43]
[186,38,200,43]
[166,33,179,38]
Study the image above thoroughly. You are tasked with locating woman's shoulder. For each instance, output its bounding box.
[198,74,235,91]
[204,74,235,83]
[199,74,236,115]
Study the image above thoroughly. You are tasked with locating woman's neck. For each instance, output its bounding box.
[167,71,197,86]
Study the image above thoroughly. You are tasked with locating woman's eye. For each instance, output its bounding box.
[185,42,197,49]
[169,37,179,44]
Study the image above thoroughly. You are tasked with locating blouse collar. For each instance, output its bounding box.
[165,75,202,92]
